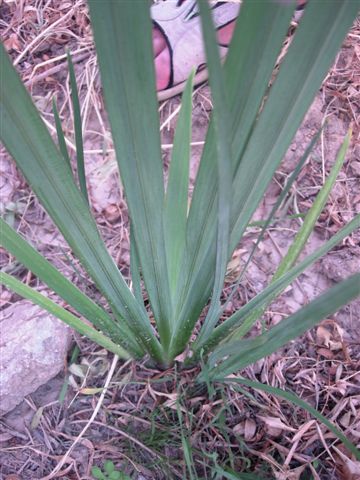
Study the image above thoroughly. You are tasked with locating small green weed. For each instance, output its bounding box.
[91,460,131,480]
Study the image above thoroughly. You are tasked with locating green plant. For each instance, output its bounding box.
[1,0,359,459]
[92,460,130,480]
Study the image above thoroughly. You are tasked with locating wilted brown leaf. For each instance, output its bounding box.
[334,446,360,480]
[3,33,21,52]
[275,465,307,480]
[258,415,296,433]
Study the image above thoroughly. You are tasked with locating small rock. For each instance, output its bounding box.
[0,300,71,415]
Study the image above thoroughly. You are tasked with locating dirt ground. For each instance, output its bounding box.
[0,1,360,479]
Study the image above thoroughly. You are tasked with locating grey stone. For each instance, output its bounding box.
[0,300,71,415]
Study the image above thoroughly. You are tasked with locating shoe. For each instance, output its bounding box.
[153,0,306,101]
[152,0,240,101]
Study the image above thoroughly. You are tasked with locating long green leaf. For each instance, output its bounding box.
[0,218,141,356]
[273,129,351,281]
[207,273,360,377]
[172,1,296,356]
[130,224,144,308]
[229,129,352,343]
[230,1,359,254]
[88,1,173,354]
[187,0,232,353]
[174,1,359,356]
[67,51,88,204]
[195,215,360,355]
[197,125,323,350]
[0,272,130,360]
[164,71,194,298]
[0,44,164,363]
[52,98,71,167]
[219,127,323,320]
[187,0,296,264]
[218,378,360,461]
